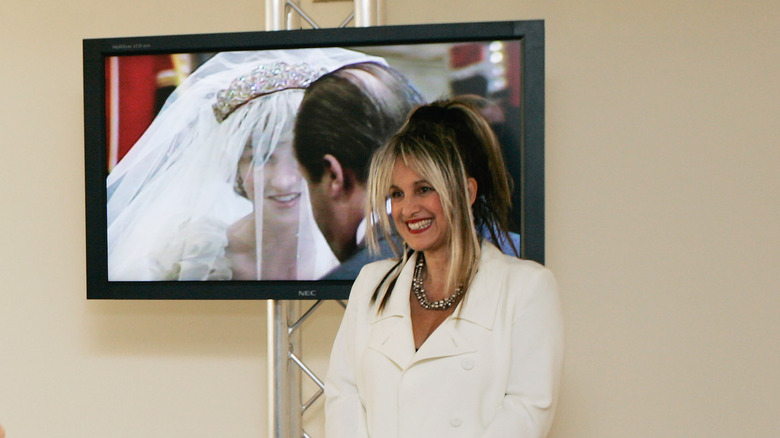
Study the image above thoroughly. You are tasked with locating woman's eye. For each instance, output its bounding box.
[418,186,434,194]
[389,190,403,199]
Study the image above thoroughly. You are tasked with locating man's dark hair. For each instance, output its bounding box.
[294,62,424,185]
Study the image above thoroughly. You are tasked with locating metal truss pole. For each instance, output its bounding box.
[354,0,382,27]
[265,1,381,437]
[266,0,379,31]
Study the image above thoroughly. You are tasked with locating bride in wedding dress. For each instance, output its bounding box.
[106,48,383,281]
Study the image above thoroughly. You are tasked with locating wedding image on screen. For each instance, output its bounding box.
[104,41,526,283]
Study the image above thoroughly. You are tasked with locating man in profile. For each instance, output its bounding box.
[293,62,424,279]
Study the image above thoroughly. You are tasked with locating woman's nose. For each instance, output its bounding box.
[400,196,421,217]
[268,160,301,190]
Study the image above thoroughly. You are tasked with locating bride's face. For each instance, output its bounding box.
[237,138,303,220]
[261,140,303,217]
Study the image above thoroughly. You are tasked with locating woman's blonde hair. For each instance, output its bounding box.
[366,96,514,310]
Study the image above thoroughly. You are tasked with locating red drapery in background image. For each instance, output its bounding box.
[105,55,179,171]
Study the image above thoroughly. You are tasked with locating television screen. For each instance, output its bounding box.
[84,20,545,299]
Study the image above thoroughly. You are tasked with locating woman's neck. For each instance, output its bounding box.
[420,249,451,301]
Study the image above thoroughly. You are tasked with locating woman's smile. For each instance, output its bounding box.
[406,218,433,233]
[266,191,301,207]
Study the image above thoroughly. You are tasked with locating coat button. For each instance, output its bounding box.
[461,358,474,370]
[450,417,462,427]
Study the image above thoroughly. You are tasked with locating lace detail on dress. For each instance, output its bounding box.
[155,217,232,280]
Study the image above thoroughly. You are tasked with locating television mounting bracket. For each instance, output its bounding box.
[264,4,383,438]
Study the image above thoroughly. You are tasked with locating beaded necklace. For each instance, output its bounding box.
[412,252,464,311]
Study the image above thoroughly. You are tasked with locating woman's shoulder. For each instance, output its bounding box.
[476,243,560,322]
[481,242,549,276]
[354,257,401,286]
[346,257,402,302]
[479,242,557,298]
[363,256,400,271]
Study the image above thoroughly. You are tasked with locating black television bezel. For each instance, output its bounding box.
[83,19,545,300]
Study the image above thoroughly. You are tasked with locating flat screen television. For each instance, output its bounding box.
[83,20,545,300]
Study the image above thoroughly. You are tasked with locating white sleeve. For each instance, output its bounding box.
[480,267,565,438]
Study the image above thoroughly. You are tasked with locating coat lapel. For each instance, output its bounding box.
[366,243,506,369]
[366,253,417,369]
[412,317,476,362]
[413,245,505,363]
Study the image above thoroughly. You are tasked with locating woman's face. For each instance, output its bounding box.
[237,139,303,220]
[389,159,449,257]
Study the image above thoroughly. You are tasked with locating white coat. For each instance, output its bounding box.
[325,242,564,438]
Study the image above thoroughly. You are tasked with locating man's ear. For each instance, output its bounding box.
[466,177,478,206]
[322,154,345,196]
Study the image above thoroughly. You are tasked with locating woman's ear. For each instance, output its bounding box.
[466,177,478,206]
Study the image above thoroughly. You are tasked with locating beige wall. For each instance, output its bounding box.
[1,0,778,436]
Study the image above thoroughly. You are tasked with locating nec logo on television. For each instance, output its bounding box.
[298,289,317,297]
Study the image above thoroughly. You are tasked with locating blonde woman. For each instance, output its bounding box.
[325,98,564,437]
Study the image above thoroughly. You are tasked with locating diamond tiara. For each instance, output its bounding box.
[212,61,327,122]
